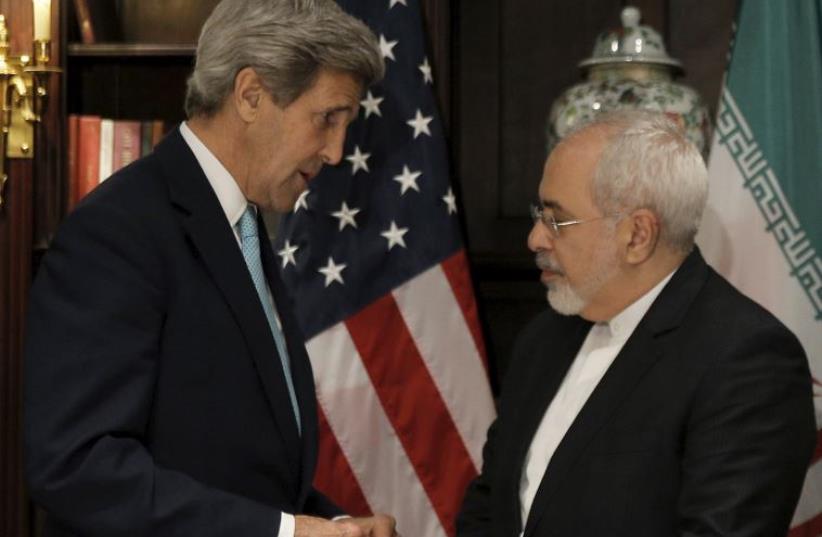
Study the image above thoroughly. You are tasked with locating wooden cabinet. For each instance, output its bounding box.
[65,43,193,123]
[62,0,203,210]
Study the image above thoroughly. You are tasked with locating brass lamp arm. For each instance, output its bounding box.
[0,14,60,210]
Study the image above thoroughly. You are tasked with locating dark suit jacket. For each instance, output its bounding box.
[457,249,816,537]
[24,129,340,536]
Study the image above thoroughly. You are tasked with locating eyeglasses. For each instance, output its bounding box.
[529,204,617,238]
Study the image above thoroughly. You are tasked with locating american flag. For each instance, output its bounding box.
[273,1,496,536]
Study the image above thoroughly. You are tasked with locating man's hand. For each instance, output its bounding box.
[295,515,365,537]
[294,513,397,537]
[346,514,397,537]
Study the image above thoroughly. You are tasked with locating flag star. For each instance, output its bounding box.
[389,0,407,8]
[345,145,371,175]
[318,257,346,287]
[360,91,384,118]
[418,57,433,84]
[442,187,458,214]
[277,240,299,268]
[381,221,409,250]
[393,165,422,195]
[379,34,398,62]
[406,109,433,139]
[293,190,309,212]
[331,201,361,231]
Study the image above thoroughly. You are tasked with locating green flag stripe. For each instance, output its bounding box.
[716,89,822,321]
[725,0,822,260]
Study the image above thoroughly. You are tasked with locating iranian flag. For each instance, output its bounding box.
[696,1,822,534]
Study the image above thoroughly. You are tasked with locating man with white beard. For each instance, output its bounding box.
[457,110,816,537]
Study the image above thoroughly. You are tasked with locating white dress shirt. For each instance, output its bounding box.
[518,270,676,532]
[179,122,296,537]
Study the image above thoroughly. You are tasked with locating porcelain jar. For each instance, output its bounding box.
[547,6,711,156]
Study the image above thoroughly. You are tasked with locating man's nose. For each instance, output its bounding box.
[527,220,554,253]
[320,127,347,166]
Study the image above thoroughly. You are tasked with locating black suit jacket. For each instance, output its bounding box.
[24,129,340,536]
[457,249,816,537]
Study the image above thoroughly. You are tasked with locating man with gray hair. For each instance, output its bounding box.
[457,111,816,537]
[25,1,395,536]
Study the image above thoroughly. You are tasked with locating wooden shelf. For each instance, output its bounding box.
[67,43,196,57]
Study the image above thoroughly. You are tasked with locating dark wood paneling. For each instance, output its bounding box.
[420,0,451,134]
[455,0,504,256]
[668,0,737,119]
[457,0,623,263]
[0,1,32,533]
[1,158,33,537]
[66,56,192,121]
[498,1,623,221]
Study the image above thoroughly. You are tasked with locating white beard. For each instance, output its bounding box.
[539,239,621,316]
[546,279,588,315]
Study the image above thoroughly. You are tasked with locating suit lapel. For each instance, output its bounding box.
[505,314,592,533]
[157,130,302,479]
[523,250,710,536]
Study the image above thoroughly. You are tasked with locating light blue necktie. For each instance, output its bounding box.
[237,207,301,434]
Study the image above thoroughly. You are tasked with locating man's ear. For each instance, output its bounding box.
[233,67,264,123]
[623,208,660,265]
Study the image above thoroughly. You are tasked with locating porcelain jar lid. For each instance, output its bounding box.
[579,6,682,71]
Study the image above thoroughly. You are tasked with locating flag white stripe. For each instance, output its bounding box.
[392,264,495,470]
[700,89,822,531]
[698,137,822,386]
[307,323,447,537]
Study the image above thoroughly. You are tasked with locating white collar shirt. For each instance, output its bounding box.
[179,121,250,246]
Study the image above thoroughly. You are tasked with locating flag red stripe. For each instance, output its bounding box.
[789,511,822,537]
[440,250,489,371]
[308,324,450,537]
[313,403,373,517]
[346,294,478,537]
[812,428,822,465]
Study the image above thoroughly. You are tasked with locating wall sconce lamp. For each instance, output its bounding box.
[0,0,60,209]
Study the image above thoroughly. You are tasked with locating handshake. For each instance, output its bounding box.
[296,514,398,537]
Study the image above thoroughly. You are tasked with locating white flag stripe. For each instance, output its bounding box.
[307,324,447,537]
[698,137,822,387]
[700,81,822,532]
[392,264,496,470]
[792,459,822,527]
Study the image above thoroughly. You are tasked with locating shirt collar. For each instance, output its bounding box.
[606,268,677,340]
[179,121,248,228]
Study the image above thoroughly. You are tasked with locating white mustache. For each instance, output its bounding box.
[535,252,563,275]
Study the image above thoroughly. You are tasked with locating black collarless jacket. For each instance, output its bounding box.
[457,249,816,537]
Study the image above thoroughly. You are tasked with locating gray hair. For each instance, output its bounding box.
[564,110,708,253]
[185,0,384,118]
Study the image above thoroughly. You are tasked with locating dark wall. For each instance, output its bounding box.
[453,0,737,384]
